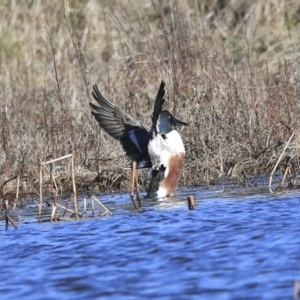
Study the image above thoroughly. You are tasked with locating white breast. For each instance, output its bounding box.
[162,130,185,154]
[148,130,185,177]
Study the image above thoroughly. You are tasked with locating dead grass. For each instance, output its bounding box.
[1,0,300,200]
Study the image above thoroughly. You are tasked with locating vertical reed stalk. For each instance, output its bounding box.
[91,198,95,218]
[269,132,295,192]
[13,175,20,211]
[39,160,43,222]
[5,200,9,229]
[71,155,78,219]
[51,202,57,222]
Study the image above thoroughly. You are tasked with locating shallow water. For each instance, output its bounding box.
[1,186,300,299]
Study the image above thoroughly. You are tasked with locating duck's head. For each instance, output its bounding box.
[156,110,188,134]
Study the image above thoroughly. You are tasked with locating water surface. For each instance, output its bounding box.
[1,186,300,299]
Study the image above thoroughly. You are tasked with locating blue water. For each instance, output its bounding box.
[1,186,300,299]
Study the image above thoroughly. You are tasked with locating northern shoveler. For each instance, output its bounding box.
[89,81,187,203]
[147,92,188,199]
[90,82,164,206]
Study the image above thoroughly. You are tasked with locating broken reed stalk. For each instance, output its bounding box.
[50,164,59,204]
[71,155,78,219]
[5,200,8,228]
[39,153,78,221]
[56,203,75,214]
[62,202,69,217]
[39,160,43,222]
[13,175,20,211]
[91,195,112,215]
[280,165,290,189]
[269,132,295,193]
[42,154,73,164]
[295,134,300,173]
[51,202,57,222]
[91,198,95,218]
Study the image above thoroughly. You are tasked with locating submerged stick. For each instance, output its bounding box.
[187,196,195,210]
[56,203,75,214]
[7,214,18,229]
[5,200,18,229]
[131,198,140,210]
[61,202,69,217]
[91,196,112,215]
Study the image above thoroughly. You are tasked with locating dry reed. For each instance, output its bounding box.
[1,0,300,205]
[39,154,77,221]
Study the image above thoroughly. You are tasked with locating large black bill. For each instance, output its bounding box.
[173,118,188,126]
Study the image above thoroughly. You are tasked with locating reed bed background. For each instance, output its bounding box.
[1,0,300,199]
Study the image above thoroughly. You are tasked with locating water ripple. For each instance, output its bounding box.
[1,187,300,299]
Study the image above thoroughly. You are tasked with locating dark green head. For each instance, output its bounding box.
[157,110,188,134]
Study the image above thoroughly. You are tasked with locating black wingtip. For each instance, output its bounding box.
[91,84,100,102]
[89,102,98,110]
[151,81,166,132]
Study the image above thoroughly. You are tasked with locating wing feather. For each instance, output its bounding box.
[151,81,165,133]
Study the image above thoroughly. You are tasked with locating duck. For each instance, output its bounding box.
[89,81,187,204]
[147,102,187,198]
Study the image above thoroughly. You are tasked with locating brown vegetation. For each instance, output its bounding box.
[1,0,300,200]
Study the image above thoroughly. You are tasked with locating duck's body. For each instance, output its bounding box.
[147,130,185,198]
[90,82,165,206]
[89,81,187,203]
[147,110,186,198]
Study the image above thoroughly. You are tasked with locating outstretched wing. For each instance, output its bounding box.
[90,84,151,166]
[90,84,133,140]
[151,81,165,134]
